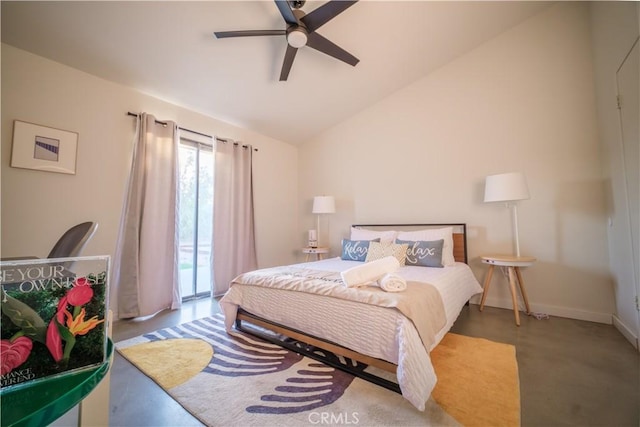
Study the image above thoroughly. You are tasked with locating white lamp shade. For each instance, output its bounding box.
[484,172,530,203]
[312,196,336,214]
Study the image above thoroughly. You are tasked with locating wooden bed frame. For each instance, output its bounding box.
[234,223,468,393]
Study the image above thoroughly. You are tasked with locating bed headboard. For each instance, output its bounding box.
[351,223,468,264]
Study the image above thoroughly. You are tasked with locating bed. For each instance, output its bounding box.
[219,224,483,411]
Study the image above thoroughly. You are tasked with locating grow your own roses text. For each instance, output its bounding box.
[0,265,99,301]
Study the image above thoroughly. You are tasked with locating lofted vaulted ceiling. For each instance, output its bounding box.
[1,1,552,145]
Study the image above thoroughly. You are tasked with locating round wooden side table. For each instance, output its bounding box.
[302,247,329,261]
[479,254,536,326]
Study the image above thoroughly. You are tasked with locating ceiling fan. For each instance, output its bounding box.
[214,0,359,81]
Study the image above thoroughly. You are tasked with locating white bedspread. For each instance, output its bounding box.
[219,257,483,411]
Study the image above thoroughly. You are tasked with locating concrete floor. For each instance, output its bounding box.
[110,299,639,426]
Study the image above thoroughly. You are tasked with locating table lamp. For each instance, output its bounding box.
[312,196,335,247]
[484,172,530,257]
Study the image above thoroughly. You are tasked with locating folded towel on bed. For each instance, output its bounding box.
[341,256,400,288]
[377,273,407,292]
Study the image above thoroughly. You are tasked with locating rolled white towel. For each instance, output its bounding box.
[341,256,400,288]
[378,273,407,292]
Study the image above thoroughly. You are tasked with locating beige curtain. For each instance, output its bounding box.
[212,139,257,296]
[113,113,181,318]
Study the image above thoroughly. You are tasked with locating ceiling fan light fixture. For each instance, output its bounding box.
[214,0,360,81]
[287,29,307,48]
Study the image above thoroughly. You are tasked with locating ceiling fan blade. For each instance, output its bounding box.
[279,44,298,81]
[275,0,298,25]
[214,30,286,38]
[301,1,358,33]
[306,32,359,66]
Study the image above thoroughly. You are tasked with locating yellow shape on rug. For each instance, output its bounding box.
[119,339,212,389]
[431,333,520,427]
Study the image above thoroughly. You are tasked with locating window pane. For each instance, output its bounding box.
[178,139,213,300]
[178,144,197,299]
[196,149,213,295]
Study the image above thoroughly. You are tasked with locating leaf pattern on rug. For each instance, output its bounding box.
[142,316,303,377]
[202,331,304,377]
[246,349,367,414]
[140,314,369,414]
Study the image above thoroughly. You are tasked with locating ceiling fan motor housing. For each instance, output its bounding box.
[288,0,306,9]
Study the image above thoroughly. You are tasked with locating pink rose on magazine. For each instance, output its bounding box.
[1,336,33,375]
[67,277,94,306]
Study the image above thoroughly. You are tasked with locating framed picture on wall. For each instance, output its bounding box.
[10,120,78,175]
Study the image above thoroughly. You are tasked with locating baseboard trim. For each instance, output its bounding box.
[612,314,639,351]
[471,295,613,324]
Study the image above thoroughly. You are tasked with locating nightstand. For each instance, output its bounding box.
[302,247,329,261]
[479,254,536,326]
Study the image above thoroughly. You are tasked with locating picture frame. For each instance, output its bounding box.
[10,120,78,175]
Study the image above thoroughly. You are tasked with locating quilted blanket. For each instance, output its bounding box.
[227,266,445,351]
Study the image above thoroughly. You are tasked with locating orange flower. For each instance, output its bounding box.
[63,308,104,336]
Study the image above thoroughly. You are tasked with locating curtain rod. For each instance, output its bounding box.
[127,112,257,151]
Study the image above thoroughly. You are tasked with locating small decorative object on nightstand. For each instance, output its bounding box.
[479,254,536,326]
[302,247,329,262]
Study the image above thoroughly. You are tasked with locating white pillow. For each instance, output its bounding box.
[350,227,397,245]
[396,227,455,266]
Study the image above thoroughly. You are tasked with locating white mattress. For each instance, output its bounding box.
[219,257,483,410]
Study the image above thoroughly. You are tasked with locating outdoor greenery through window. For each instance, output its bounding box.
[178,137,213,300]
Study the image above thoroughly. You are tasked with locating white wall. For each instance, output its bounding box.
[590,1,640,348]
[1,44,300,311]
[299,2,615,323]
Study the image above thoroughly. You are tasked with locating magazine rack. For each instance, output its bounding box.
[1,339,113,427]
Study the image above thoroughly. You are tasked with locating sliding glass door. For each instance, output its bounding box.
[178,138,213,300]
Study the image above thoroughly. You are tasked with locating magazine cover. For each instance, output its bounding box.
[0,256,109,392]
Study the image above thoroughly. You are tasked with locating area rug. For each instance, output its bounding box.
[115,314,520,426]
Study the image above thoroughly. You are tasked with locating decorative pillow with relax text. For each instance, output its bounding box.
[365,241,409,266]
[396,239,444,268]
[341,238,380,262]
[396,227,455,266]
